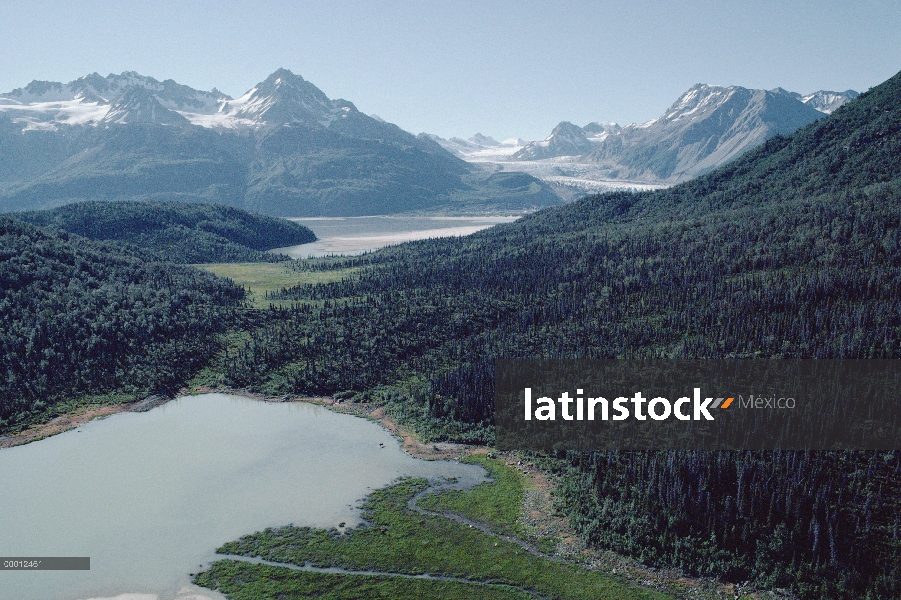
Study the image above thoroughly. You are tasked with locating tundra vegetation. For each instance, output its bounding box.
[195,459,670,600]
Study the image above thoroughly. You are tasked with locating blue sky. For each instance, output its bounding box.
[1,1,899,140]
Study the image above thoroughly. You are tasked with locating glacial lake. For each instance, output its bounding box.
[272,215,519,257]
[0,394,486,600]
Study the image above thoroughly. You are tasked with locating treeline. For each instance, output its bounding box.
[212,70,901,597]
[0,217,245,432]
[15,200,316,263]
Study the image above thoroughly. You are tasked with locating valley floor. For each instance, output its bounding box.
[466,158,668,201]
[185,389,779,600]
[1,375,789,600]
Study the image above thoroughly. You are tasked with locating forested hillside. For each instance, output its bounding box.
[0,218,244,433]
[15,201,315,263]
[208,70,901,598]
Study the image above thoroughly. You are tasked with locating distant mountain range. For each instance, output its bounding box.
[0,69,560,216]
[429,85,858,185]
[419,133,525,157]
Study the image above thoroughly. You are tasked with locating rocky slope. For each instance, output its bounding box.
[495,84,858,184]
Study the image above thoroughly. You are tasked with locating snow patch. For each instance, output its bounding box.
[0,99,111,125]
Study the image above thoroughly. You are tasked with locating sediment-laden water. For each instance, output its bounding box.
[272,215,519,257]
[0,394,485,600]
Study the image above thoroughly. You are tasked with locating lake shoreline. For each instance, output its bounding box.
[273,214,520,258]
[0,385,481,462]
[0,403,127,449]
[190,385,482,461]
[2,392,486,600]
[1,388,742,599]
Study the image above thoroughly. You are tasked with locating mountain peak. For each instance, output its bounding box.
[583,121,619,132]
[800,89,859,114]
[512,120,594,160]
[228,68,342,126]
[100,87,190,126]
[265,68,303,83]
[582,121,620,142]
[585,82,826,181]
[549,121,584,136]
[468,133,500,147]
[662,84,741,122]
[255,68,319,98]
[1,70,230,117]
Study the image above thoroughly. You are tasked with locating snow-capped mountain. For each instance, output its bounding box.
[222,68,356,128]
[0,69,560,216]
[419,134,473,156]
[0,72,231,130]
[582,121,621,142]
[1,71,229,108]
[512,121,596,160]
[500,121,619,162]
[0,68,372,132]
[99,87,190,126]
[468,133,500,147]
[503,138,528,147]
[580,84,827,181]
[500,83,854,183]
[796,90,859,114]
[499,83,859,183]
[417,82,858,196]
[422,133,521,158]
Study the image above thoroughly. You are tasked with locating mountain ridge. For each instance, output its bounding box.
[0,69,561,216]
[1,71,231,121]
[512,121,595,160]
[433,84,859,190]
[583,83,827,181]
[100,87,192,126]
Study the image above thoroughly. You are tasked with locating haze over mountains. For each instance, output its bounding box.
[0,69,560,216]
[0,69,862,215]
[429,84,858,188]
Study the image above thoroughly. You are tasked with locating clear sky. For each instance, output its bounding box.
[1,1,899,141]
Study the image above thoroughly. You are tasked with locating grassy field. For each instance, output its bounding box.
[419,455,527,537]
[196,262,358,308]
[194,467,670,600]
[194,561,534,600]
